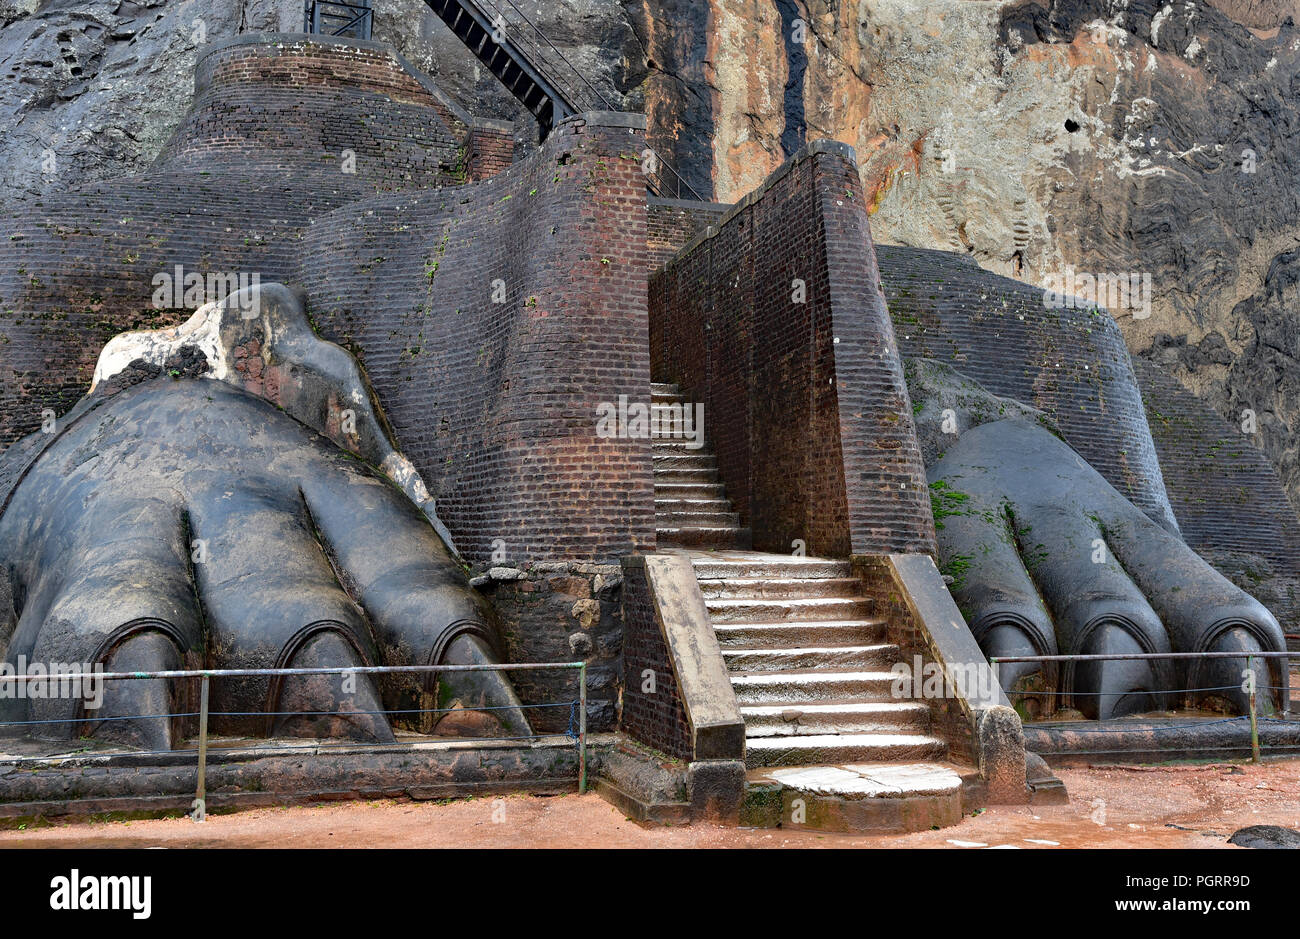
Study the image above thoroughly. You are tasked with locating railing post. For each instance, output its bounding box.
[1248,655,1260,764]
[193,674,210,822]
[578,662,587,795]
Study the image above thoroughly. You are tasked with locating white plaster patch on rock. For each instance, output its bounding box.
[90,299,228,390]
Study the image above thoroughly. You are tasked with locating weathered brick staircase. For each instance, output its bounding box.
[653,383,750,549]
[651,383,967,831]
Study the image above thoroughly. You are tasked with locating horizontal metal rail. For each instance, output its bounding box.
[990,651,1297,663]
[990,650,1295,763]
[0,662,583,682]
[0,660,589,814]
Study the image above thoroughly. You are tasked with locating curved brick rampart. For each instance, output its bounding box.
[1134,357,1300,628]
[156,34,468,190]
[0,172,322,445]
[294,113,653,567]
[877,245,1178,532]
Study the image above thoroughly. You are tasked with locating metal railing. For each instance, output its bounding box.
[0,661,587,818]
[464,0,706,200]
[305,0,374,41]
[990,650,1297,763]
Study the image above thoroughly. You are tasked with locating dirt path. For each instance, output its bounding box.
[2,758,1297,848]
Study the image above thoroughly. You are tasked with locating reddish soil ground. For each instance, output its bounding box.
[1,758,1297,848]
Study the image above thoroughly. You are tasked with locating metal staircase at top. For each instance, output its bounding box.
[422,0,589,140]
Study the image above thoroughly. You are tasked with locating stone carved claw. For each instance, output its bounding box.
[0,284,530,749]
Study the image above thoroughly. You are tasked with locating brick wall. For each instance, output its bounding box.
[1134,357,1300,630]
[158,34,470,190]
[0,34,478,449]
[646,197,730,272]
[649,141,936,558]
[466,120,516,182]
[294,112,655,567]
[619,563,693,760]
[878,245,1179,532]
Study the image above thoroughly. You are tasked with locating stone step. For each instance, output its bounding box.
[744,734,947,769]
[655,509,741,527]
[652,440,709,455]
[654,467,721,484]
[654,482,727,500]
[713,620,888,648]
[741,763,964,833]
[657,527,746,550]
[697,577,863,600]
[729,669,900,704]
[690,555,852,580]
[654,498,733,514]
[705,597,874,624]
[653,453,717,470]
[723,644,900,673]
[740,701,931,737]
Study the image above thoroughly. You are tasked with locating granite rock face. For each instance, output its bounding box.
[0,0,299,208]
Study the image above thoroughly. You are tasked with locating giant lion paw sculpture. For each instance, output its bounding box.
[909,360,1286,720]
[0,284,531,749]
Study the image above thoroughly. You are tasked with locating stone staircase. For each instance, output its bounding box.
[688,551,966,831]
[649,380,969,831]
[690,553,941,760]
[652,383,749,550]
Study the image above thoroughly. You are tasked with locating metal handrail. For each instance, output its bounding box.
[990,649,1297,763]
[305,0,373,40]
[0,660,589,817]
[459,0,706,200]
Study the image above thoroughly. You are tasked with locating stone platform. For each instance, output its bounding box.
[0,734,613,821]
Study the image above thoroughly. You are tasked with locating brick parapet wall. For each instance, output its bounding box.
[646,197,730,272]
[618,562,693,761]
[157,34,468,189]
[649,142,936,558]
[466,120,516,182]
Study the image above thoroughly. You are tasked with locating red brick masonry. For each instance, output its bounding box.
[649,141,936,557]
